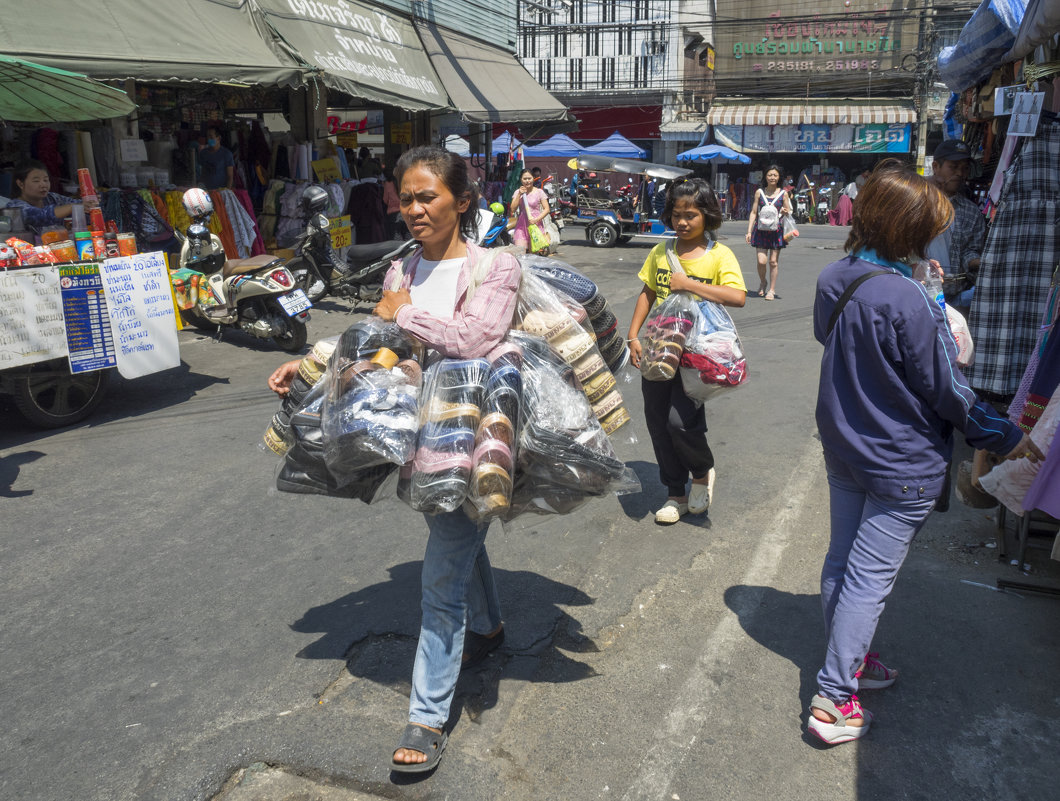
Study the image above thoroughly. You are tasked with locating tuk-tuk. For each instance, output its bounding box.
[566,155,691,248]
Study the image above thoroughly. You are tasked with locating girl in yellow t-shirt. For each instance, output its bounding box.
[627,178,747,524]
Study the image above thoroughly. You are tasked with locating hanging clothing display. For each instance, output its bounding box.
[968,114,1060,397]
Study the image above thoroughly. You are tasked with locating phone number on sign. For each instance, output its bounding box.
[762,59,881,71]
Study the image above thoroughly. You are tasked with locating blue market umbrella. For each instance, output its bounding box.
[676,144,751,165]
[0,53,135,122]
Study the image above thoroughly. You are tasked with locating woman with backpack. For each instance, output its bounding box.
[745,165,791,300]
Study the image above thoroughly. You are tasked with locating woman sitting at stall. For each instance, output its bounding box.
[5,159,77,234]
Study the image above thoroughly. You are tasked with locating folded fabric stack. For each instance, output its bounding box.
[679,299,748,402]
[401,358,491,514]
[524,256,629,373]
[467,344,523,519]
[507,331,638,518]
[639,293,698,382]
[517,271,631,435]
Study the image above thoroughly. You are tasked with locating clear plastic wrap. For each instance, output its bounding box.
[506,331,640,519]
[274,380,397,502]
[522,254,629,373]
[516,270,631,435]
[679,299,748,402]
[263,337,338,456]
[638,291,698,382]
[466,344,523,519]
[321,320,423,484]
[398,357,491,515]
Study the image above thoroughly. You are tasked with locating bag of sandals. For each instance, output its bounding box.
[321,319,424,487]
[506,331,640,519]
[656,244,749,403]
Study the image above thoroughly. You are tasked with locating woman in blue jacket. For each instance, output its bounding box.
[807,160,1042,745]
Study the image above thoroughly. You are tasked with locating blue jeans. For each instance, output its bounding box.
[817,467,936,702]
[409,509,502,729]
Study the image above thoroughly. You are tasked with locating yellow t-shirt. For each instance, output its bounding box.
[637,240,746,303]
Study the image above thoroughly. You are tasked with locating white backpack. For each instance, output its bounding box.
[756,193,781,232]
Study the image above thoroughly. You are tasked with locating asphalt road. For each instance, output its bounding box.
[2,221,1057,801]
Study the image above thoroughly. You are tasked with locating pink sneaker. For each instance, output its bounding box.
[856,652,898,690]
[807,694,873,745]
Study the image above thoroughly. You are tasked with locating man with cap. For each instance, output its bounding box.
[926,139,986,308]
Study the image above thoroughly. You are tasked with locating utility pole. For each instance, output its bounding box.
[915,1,938,173]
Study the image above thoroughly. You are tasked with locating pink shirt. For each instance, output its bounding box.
[388,242,521,359]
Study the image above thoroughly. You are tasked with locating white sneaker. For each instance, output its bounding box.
[688,468,715,514]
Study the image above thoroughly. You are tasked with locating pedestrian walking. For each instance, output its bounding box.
[626,178,746,524]
[266,145,521,774]
[745,165,791,300]
[509,168,552,255]
[807,160,1041,745]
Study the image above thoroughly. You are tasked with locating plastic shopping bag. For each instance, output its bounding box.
[638,291,699,382]
[528,222,551,254]
[679,300,748,402]
[946,305,975,368]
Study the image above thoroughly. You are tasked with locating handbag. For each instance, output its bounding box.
[528,223,551,254]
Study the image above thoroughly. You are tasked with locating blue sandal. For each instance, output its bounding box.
[391,723,448,773]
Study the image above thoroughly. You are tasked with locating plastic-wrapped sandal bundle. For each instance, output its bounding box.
[516,271,631,435]
[678,299,748,402]
[322,321,423,485]
[275,381,397,501]
[263,337,338,456]
[639,292,699,382]
[523,255,629,373]
[466,344,523,519]
[506,331,639,519]
[400,358,491,514]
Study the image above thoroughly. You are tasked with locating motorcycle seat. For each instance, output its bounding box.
[346,240,406,267]
[222,255,282,278]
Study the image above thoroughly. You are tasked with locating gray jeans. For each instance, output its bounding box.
[817,466,936,701]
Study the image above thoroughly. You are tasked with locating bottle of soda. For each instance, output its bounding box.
[913,260,945,311]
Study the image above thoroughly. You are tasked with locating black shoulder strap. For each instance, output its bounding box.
[826,269,891,336]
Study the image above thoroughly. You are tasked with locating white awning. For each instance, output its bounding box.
[707,102,917,127]
[659,120,707,141]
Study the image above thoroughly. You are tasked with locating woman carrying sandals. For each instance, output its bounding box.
[807,160,1042,745]
[268,145,520,774]
[745,164,791,301]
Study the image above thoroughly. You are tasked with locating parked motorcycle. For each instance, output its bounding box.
[793,191,811,224]
[814,184,835,224]
[286,185,417,305]
[176,188,309,352]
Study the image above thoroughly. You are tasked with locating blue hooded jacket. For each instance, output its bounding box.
[814,254,1022,499]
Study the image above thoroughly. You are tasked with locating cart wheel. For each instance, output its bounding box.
[13,360,111,428]
[588,221,619,248]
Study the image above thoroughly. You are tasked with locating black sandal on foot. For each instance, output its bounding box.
[461,626,505,669]
[391,723,448,773]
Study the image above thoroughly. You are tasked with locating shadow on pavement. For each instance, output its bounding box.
[291,561,598,691]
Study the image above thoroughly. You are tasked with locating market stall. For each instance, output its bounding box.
[938,1,1060,562]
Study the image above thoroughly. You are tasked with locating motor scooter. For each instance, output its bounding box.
[176,188,309,352]
[793,191,810,224]
[815,184,835,224]
[286,185,417,305]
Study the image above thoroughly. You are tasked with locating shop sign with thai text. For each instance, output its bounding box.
[715,123,911,153]
[713,0,919,82]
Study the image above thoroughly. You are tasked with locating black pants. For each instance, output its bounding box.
[641,376,714,497]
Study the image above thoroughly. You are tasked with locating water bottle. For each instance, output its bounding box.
[913,260,946,311]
